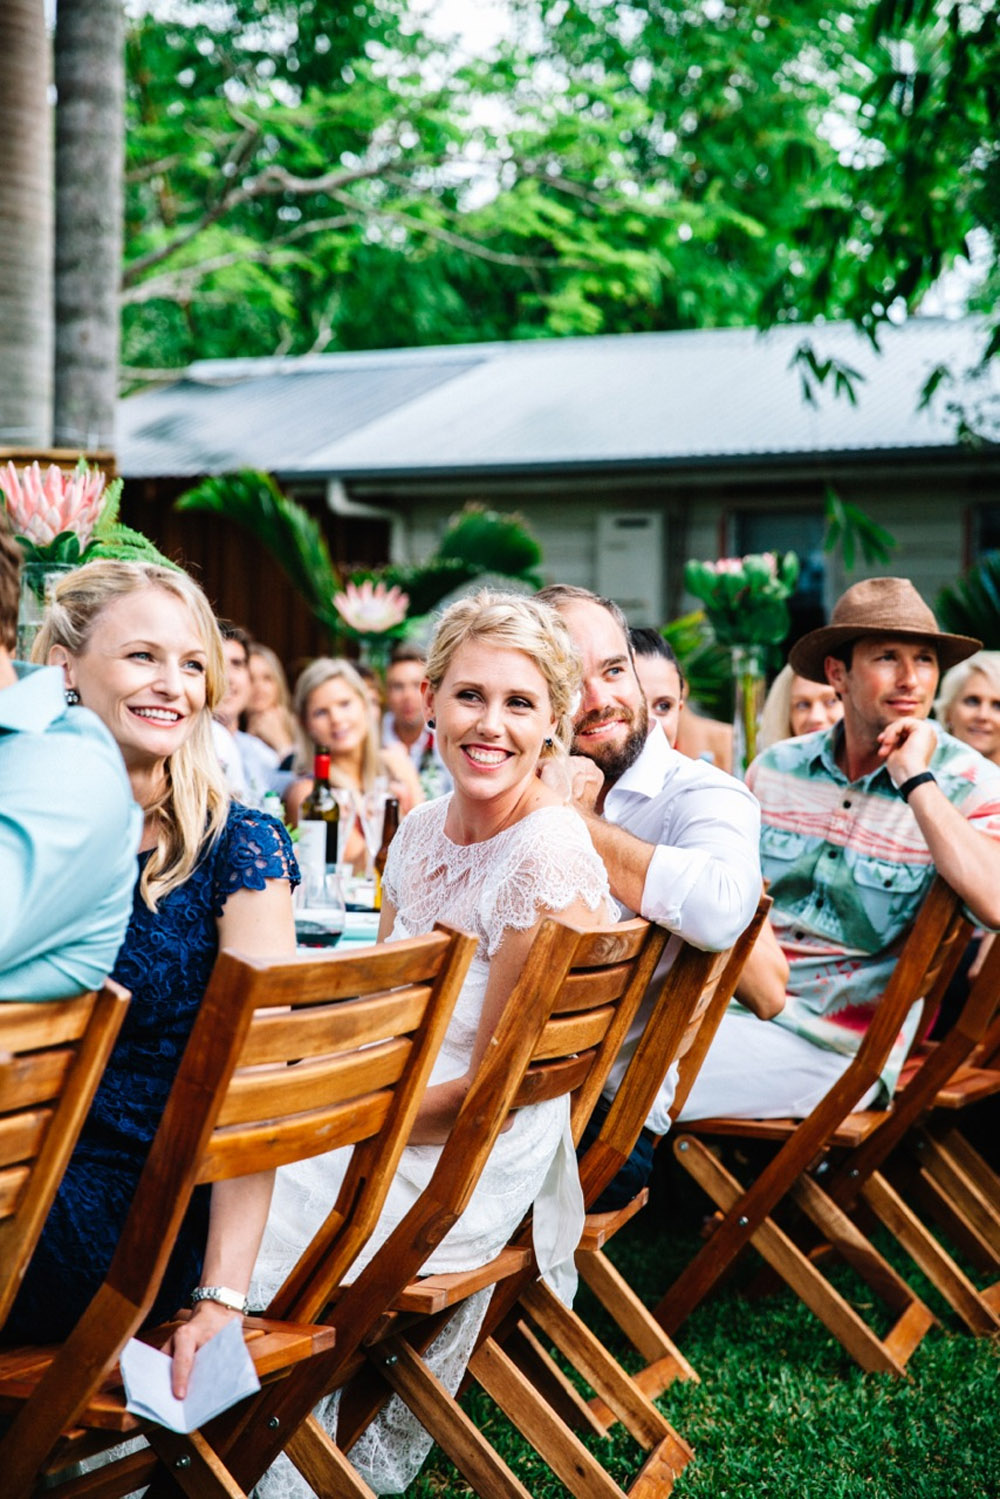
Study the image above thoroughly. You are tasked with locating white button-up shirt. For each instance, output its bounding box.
[601,725,762,1132]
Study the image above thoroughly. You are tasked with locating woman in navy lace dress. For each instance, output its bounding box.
[6,561,298,1395]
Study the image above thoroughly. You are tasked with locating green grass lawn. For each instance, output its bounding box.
[409,1156,1000,1498]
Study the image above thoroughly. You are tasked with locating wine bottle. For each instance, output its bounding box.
[373,796,400,911]
[300,750,340,869]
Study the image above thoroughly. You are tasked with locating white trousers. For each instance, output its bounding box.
[675,1008,880,1123]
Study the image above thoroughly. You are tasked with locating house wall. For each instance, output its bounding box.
[372,456,996,632]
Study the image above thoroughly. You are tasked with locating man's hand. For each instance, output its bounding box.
[877,717,936,787]
[539,754,604,811]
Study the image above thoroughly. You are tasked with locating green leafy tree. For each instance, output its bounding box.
[122,1,900,372]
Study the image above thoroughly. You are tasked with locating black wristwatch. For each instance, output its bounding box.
[898,771,936,802]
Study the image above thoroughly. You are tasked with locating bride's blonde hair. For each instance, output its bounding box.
[425,590,581,759]
[34,560,229,909]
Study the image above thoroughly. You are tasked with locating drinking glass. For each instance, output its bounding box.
[294,868,347,950]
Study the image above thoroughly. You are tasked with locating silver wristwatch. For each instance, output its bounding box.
[190,1284,249,1314]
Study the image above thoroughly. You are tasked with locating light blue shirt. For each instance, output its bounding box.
[0,663,141,1000]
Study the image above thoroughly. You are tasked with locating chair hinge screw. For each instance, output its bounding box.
[268,1416,281,1430]
[849,1168,859,1178]
[384,1353,399,1366]
[738,1215,749,1227]
[678,1141,689,1152]
[174,1456,192,1470]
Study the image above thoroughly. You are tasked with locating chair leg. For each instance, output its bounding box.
[576,1244,698,1421]
[915,1129,1000,1262]
[518,1279,693,1465]
[470,1332,690,1499]
[285,1415,376,1498]
[502,1320,610,1438]
[373,1332,535,1499]
[860,1171,1000,1336]
[668,1135,934,1375]
[142,1428,245,1499]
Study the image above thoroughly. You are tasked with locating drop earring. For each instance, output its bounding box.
[65,688,81,706]
[426,717,436,730]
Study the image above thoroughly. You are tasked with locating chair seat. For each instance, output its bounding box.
[390,1244,534,1315]
[0,1317,336,1435]
[578,1187,649,1252]
[682,1110,889,1146]
[933,1065,1000,1109]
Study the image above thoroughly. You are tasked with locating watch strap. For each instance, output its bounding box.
[190,1284,249,1314]
[898,771,936,802]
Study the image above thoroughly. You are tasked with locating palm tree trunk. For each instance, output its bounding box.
[0,0,53,448]
[54,0,125,450]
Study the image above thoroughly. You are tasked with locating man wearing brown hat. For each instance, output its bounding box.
[678,576,1000,1122]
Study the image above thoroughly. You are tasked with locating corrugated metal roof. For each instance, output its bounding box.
[118,352,483,477]
[117,319,998,480]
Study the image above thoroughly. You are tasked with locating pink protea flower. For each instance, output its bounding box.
[0,461,107,549]
[333,579,410,634]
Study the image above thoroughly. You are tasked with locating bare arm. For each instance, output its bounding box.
[880,719,1000,929]
[167,875,296,1396]
[733,918,788,1019]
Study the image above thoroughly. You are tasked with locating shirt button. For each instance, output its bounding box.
[828,848,837,856]
[842,800,851,809]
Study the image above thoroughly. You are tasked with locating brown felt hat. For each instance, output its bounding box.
[788,577,981,684]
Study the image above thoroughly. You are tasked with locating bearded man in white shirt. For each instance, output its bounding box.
[537,584,770,1205]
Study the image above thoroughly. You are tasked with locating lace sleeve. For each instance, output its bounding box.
[481,807,617,957]
[212,804,300,916]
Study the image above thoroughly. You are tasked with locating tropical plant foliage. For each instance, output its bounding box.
[174,472,545,642]
[936,551,1000,649]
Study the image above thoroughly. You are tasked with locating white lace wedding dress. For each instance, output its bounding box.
[250,796,617,1496]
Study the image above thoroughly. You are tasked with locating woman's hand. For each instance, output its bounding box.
[165,1300,240,1399]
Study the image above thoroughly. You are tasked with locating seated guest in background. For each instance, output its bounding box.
[6,560,298,1400]
[213,621,282,805]
[0,507,138,1000]
[758,661,843,751]
[630,627,685,747]
[935,649,1000,767]
[679,577,1000,1124]
[246,641,300,766]
[931,650,1000,1032]
[285,658,422,868]
[382,642,452,796]
[354,659,384,722]
[675,699,734,773]
[252,591,615,1496]
[538,585,766,1206]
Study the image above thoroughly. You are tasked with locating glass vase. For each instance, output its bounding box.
[731,643,766,778]
[17,562,75,662]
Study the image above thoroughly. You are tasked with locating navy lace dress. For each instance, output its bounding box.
[4,804,297,1345]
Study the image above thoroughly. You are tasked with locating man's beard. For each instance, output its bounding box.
[572,698,649,782]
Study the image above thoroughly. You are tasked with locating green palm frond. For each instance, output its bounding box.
[175,471,341,630]
[937,551,1000,648]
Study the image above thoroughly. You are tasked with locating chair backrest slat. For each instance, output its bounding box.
[0,982,130,1330]
[295,916,666,1340]
[577,894,769,1209]
[0,928,477,1496]
[214,1036,416,1129]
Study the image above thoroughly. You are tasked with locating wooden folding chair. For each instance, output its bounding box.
[0,981,130,1331]
[655,876,971,1376]
[204,915,670,1499]
[0,927,476,1499]
[825,929,1000,1333]
[497,893,772,1445]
